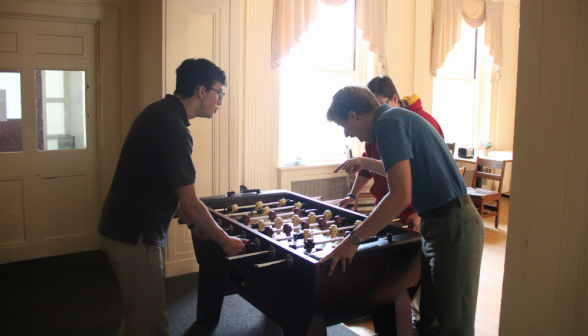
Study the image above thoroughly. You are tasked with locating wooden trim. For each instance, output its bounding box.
[35,70,43,150]
[0,0,116,23]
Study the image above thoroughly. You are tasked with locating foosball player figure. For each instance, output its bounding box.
[283,223,293,237]
[308,212,317,223]
[274,217,283,230]
[261,206,271,215]
[323,210,333,221]
[300,221,310,230]
[354,220,363,227]
[304,238,315,253]
[263,226,274,237]
[329,224,339,239]
[254,201,263,210]
[257,220,266,232]
[291,215,301,227]
[334,215,344,227]
[318,218,329,231]
[303,229,312,242]
[229,204,239,213]
[268,211,277,222]
[240,214,250,226]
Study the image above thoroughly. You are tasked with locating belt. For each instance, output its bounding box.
[418,195,472,218]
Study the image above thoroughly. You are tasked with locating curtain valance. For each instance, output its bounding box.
[431,0,504,81]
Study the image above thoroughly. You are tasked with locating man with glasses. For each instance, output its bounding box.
[98,58,245,336]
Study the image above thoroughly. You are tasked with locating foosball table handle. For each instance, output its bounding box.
[254,254,293,268]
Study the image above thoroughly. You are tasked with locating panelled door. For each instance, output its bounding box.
[0,17,99,262]
[164,0,232,276]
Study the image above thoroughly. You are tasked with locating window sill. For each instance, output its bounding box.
[277,160,343,171]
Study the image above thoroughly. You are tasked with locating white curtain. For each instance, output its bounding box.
[431,0,504,81]
[485,1,504,81]
[271,0,388,74]
[271,0,318,69]
[356,0,388,75]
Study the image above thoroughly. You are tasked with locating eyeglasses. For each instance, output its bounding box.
[208,87,225,101]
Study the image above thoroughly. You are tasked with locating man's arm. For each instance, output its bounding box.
[174,206,209,240]
[176,184,246,256]
[321,159,412,276]
[339,175,371,209]
[334,157,386,177]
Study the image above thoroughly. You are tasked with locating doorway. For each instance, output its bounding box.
[0,17,99,262]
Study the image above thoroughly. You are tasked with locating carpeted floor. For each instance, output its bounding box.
[0,250,356,336]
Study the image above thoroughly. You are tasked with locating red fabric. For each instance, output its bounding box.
[358,99,444,223]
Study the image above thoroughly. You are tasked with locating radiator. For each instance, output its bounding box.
[291,176,351,201]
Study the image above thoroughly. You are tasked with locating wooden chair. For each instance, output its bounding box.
[458,166,466,177]
[467,157,506,228]
[446,142,456,155]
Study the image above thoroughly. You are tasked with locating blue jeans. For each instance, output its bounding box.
[416,202,485,336]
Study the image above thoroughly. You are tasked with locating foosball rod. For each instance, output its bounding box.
[214,199,288,212]
[274,229,328,241]
[278,211,331,223]
[225,250,270,260]
[224,204,304,218]
[241,208,318,221]
[293,236,344,248]
[215,196,323,213]
[273,221,336,235]
[254,254,293,268]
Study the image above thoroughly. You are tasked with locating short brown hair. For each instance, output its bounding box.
[174,58,227,98]
[326,86,380,121]
[366,75,398,100]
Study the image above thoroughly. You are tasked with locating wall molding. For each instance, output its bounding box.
[0,0,116,23]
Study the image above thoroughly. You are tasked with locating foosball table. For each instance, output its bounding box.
[192,189,421,336]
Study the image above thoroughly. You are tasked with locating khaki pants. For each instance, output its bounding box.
[101,235,169,336]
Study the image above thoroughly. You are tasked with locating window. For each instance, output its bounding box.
[279,1,357,166]
[36,70,87,151]
[432,21,494,149]
[0,69,23,153]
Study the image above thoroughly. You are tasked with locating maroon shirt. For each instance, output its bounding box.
[358,97,444,223]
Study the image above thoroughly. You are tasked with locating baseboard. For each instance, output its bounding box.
[164,257,199,278]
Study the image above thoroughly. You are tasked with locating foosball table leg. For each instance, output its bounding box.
[372,289,413,336]
[196,266,225,326]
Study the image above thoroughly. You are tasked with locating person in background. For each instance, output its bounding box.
[98,58,246,336]
[339,75,445,233]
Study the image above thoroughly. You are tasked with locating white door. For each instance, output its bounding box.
[0,17,99,262]
[163,0,234,276]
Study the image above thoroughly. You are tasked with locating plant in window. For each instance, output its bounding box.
[479,140,493,155]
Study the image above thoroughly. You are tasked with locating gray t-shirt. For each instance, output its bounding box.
[372,104,466,213]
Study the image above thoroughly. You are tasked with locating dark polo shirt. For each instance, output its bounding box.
[99,95,196,247]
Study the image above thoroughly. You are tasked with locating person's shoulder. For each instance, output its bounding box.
[377,106,405,119]
[140,99,182,124]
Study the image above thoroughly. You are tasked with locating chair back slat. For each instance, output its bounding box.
[474,171,501,181]
[477,158,505,170]
[471,157,507,193]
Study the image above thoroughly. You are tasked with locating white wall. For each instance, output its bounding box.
[241,0,279,190]
[500,0,588,334]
